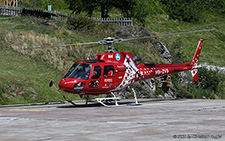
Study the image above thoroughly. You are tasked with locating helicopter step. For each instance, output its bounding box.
[95,92,121,107]
[95,89,140,107]
[95,97,121,107]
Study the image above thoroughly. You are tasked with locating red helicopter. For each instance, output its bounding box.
[47,28,215,106]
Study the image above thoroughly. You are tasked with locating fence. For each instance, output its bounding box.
[91,17,133,26]
[0,6,68,20]
[0,6,133,26]
[0,7,22,16]
[22,7,68,21]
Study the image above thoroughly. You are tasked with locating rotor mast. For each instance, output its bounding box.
[104,37,115,53]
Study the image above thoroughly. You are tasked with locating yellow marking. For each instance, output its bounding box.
[9,109,46,112]
[184,67,188,70]
[0,114,5,116]
[141,101,187,107]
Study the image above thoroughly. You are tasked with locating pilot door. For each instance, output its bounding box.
[102,65,115,90]
[89,65,101,88]
[88,65,115,93]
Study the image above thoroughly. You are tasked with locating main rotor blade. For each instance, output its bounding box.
[122,28,216,42]
[21,28,215,50]
[22,41,102,50]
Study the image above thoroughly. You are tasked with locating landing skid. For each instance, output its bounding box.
[95,97,121,107]
[63,88,140,107]
[63,96,76,106]
[95,92,120,107]
[96,89,141,107]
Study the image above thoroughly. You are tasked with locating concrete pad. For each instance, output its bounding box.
[0,99,224,141]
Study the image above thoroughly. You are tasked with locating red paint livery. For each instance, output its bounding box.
[58,39,203,96]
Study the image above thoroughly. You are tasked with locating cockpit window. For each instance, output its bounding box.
[63,64,78,78]
[64,64,91,80]
[104,65,114,77]
[91,66,101,79]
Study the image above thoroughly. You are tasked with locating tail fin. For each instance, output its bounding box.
[191,69,198,82]
[191,39,203,66]
[191,39,203,82]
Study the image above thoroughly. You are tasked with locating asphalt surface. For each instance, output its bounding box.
[0,99,225,141]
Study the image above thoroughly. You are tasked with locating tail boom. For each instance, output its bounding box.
[136,39,204,82]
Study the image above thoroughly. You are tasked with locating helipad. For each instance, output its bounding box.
[0,99,224,140]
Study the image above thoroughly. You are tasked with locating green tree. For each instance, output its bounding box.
[42,0,69,10]
[66,0,114,18]
[19,0,43,9]
[202,0,225,14]
[19,0,68,10]
[66,0,149,25]
[124,0,149,25]
[161,0,225,22]
[162,0,204,22]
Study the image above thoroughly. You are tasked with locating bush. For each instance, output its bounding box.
[19,0,43,9]
[0,84,5,98]
[130,0,149,26]
[161,0,225,22]
[172,67,225,99]
[203,0,225,14]
[67,14,95,30]
[162,0,204,22]
[198,67,220,92]
[187,84,215,99]
[168,39,184,63]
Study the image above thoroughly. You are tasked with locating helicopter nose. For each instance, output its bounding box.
[59,78,76,91]
[59,78,86,93]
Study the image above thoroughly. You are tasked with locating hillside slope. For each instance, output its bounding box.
[0,11,224,104]
[145,14,225,66]
[0,16,163,104]
[0,49,72,105]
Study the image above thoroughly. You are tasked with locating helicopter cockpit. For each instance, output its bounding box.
[64,63,91,80]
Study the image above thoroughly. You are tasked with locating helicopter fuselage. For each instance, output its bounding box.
[58,39,203,96]
[59,51,136,95]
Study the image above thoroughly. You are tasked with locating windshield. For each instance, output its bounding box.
[64,63,91,80]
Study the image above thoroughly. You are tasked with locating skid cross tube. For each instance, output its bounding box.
[95,92,120,107]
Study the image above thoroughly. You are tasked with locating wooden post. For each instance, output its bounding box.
[4,0,8,8]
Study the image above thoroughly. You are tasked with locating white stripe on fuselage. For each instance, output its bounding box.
[112,55,138,91]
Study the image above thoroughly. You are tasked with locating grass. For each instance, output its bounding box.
[0,16,85,104]
[0,10,224,104]
[0,15,164,105]
[0,49,83,105]
[144,14,225,66]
